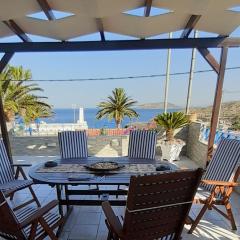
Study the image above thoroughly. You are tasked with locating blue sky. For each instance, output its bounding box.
[1,27,240,109]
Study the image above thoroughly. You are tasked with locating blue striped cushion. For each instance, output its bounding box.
[128,130,157,159]
[0,139,14,184]
[58,131,88,159]
[201,138,240,192]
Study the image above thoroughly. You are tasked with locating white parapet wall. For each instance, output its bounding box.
[38,123,89,133]
[186,122,208,168]
[15,123,89,136]
[9,135,128,157]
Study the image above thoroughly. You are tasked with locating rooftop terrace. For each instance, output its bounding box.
[7,154,239,240]
[1,1,240,239]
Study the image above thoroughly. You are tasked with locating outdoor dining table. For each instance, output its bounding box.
[29,156,177,219]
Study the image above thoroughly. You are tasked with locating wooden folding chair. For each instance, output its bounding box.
[102,168,203,240]
[0,190,63,240]
[0,139,40,208]
[58,130,88,159]
[189,138,240,233]
[128,129,157,160]
[58,130,99,195]
[117,130,158,198]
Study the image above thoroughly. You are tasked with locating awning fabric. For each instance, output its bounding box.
[0,0,240,41]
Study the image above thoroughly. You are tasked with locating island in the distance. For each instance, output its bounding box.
[136,102,181,109]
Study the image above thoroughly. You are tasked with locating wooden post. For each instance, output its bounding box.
[163,32,172,113]
[0,27,30,162]
[0,53,14,162]
[207,47,228,163]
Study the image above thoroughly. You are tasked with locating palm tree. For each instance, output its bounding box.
[154,112,189,141]
[0,65,53,123]
[96,88,139,128]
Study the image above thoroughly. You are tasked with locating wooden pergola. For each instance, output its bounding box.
[1,0,240,164]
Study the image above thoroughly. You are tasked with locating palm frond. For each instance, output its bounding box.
[154,112,189,130]
[96,88,139,128]
[0,65,53,123]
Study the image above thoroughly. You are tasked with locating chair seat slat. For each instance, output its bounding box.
[102,169,203,240]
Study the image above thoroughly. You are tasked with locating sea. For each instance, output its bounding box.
[42,108,179,129]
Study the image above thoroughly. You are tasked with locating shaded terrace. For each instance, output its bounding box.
[0,1,240,239]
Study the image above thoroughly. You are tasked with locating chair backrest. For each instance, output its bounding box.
[128,130,157,159]
[201,138,240,192]
[122,169,203,240]
[58,131,88,159]
[0,191,26,239]
[0,139,14,184]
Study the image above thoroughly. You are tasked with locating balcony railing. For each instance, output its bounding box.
[200,126,240,145]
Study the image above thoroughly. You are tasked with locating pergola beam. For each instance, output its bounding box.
[0,52,14,72]
[181,21,224,163]
[0,37,230,52]
[180,15,220,74]
[181,15,201,38]
[198,48,220,74]
[36,0,56,21]
[144,0,153,17]
[207,47,228,162]
[3,20,31,42]
[96,18,105,41]
[0,53,14,162]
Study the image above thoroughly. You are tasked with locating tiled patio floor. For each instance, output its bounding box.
[8,184,240,240]
[7,156,240,240]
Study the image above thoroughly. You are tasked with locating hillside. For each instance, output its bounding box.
[190,100,240,123]
[137,102,180,109]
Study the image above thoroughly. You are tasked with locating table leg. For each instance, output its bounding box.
[64,185,70,212]
[56,184,64,217]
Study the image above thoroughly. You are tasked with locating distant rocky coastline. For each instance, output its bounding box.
[189,101,240,129]
[190,101,240,120]
[136,100,240,129]
[136,102,180,109]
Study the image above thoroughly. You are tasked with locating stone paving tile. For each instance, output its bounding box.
[59,231,70,240]
[76,212,101,225]
[78,205,102,213]
[184,220,239,240]
[96,231,108,240]
[69,224,98,240]
[8,156,240,239]
[7,183,240,240]
[98,213,108,233]
[62,207,82,232]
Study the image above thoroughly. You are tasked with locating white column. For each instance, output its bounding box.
[78,107,84,123]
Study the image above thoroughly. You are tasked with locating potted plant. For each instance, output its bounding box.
[154,112,190,162]
[186,112,197,122]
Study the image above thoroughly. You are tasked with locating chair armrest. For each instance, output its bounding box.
[102,201,123,238]
[19,200,59,228]
[12,164,32,167]
[12,164,31,180]
[201,179,239,187]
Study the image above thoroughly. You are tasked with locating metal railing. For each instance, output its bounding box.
[200,126,240,145]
